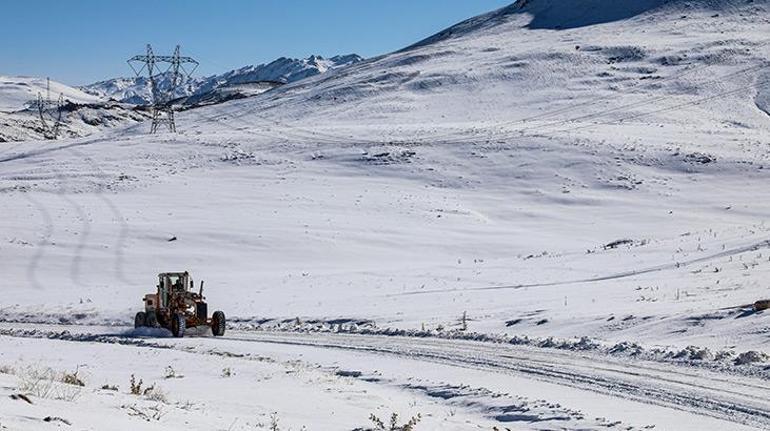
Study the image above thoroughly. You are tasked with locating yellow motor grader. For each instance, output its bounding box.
[135,271,226,337]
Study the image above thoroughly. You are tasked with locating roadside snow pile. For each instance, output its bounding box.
[231,318,770,374]
[673,345,714,361]
[0,328,174,349]
[230,316,377,332]
[0,308,130,327]
[735,350,770,365]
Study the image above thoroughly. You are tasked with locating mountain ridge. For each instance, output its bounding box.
[81,54,364,105]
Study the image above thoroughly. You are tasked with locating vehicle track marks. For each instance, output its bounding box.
[399,238,770,295]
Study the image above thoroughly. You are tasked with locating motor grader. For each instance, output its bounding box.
[134,271,226,337]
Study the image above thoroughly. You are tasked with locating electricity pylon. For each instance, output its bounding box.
[27,77,63,140]
[128,44,198,133]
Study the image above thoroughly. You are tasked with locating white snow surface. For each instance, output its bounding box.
[0,76,103,113]
[0,76,145,143]
[2,0,770,429]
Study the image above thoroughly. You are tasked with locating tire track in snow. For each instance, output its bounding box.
[22,161,92,289]
[0,326,636,430]
[21,193,54,290]
[399,238,770,295]
[224,332,770,429]
[1,325,768,428]
[20,158,76,291]
[0,137,105,164]
[54,167,91,287]
[67,147,131,284]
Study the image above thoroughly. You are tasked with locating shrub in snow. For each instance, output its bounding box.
[16,366,82,401]
[61,368,85,387]
[539,337,559,348]
[144,385,168,403]
[609,341,643,356]
[368,412,421,431]
[129,374,143,395]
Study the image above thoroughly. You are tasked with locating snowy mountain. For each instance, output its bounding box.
[228,0,770,129]
[81,54,364,105]
[3,1,770,429]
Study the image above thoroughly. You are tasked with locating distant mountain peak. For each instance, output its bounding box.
[81,54,364,105]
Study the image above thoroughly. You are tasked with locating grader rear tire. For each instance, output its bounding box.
[212,311,226,336]
[134,312,146,329]
[171,313,186,338]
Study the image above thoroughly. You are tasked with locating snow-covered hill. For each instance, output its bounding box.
[3,0,768,343]
[0,103,149,143]
[0,76,148,142]
[0,76,103,113]
[221,0,769,130]
[2,1,770,428]
[81,54,363,105]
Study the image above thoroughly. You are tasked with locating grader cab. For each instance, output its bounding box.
[135,271,226,337]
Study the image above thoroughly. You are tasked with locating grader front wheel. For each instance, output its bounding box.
[212,311,226,336]
[171,313,186,338]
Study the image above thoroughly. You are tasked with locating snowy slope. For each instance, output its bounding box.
[217,0,769,130]
[2,1,770,428]
[2,0,768,346]
[81,54,363,105]
[0,76,103,113]
[0,104,149,143]
[2,0,770,344]
[0,76,144,142]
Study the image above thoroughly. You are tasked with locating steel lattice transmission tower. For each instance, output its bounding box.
[26,77,64,140]
[128,44,198,133]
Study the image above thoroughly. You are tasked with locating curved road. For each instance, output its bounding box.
[1,323,768,429]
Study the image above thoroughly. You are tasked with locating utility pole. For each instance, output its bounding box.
[127,44,198,133]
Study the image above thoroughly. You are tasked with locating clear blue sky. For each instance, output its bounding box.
[1,0,512,86]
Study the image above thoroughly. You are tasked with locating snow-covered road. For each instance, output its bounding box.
[224,331,770,427]
[1,323,767,430]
